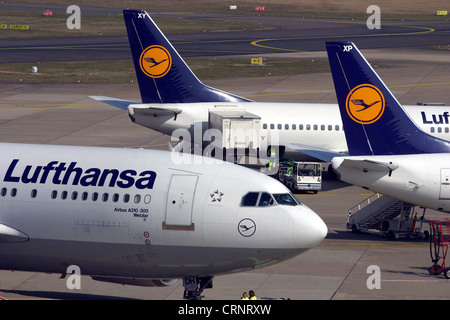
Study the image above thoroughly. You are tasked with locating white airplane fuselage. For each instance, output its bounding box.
[129,102,450,159]
[0,143,326,282]
[331,154,450,213]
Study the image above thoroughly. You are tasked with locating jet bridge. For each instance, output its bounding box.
[346,193,427,240]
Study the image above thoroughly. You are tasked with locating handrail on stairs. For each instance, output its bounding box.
[347,193,382,216]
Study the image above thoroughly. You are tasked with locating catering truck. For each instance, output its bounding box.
[208,105,261,162]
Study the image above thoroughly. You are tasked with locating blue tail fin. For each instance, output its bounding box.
[326,41,450,156]
[123,10,251,104]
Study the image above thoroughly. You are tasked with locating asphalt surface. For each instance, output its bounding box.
[0,2,450,304]
[0,47,449,301]
[1,2,449,63]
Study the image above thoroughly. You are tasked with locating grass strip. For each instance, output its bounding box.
[0,58,331,83]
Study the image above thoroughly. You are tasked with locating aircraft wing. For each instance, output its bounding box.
[338,158,399,171]
[286,143,345,162]
[90,96,138,111]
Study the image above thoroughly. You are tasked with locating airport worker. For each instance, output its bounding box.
[249,290,257,300]
[241,292,249,300]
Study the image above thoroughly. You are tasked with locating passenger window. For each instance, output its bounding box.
[241,192,259,206]
[263,123,267,129]
[1,188,7,197]
[82,192,88,201]
[277,124,282,130]
[72,191,78,200]
[292,124,296,130]
[11,188,17,197]
[285,124,289,130]
[134,194,141,204]
[51,190,57,199]
[270,124,274,129]
[335,125,339,131]
[61,191,68,200]
[31,189,37,198]
[113,193,119,202]
[92,192,98,201]
[123,194,130,203]
[102,193,109,202]
[299,124,303,130]
[258,192,274,207]
[328,125,332,131]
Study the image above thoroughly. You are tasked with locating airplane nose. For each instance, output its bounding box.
[293,208,327,248]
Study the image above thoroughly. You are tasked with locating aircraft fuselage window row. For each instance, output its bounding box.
[241,192,299,207]
[0,187,151,205]
[263,123,343,131]
[1,187,17,197]
[262,124,445,134]
[430,127,449,133]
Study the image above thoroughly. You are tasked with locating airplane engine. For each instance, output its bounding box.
[91,276,177,287]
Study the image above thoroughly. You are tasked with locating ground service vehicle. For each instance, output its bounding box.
[278,161,322,193]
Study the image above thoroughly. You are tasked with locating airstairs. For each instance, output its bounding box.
[346,193,427,240]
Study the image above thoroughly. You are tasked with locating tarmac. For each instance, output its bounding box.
[0,47,449,300]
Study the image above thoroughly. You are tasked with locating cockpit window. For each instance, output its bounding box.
[241,192,297,207]
[258,192,274,207]
[273,193,299,206]
[241,192,259,206]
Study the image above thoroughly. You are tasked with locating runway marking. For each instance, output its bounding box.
[0,103,105,111]
[251,25,435,52]
[0,43,130,51]
[322,242,427,247]
[1,22,436,57]
[381,279,440,282]
[297,193,337,196]
[245,82,450,98]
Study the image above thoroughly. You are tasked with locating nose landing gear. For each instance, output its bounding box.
[183,276,213,300]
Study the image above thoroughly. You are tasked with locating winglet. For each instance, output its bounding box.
[122,10,251,104]
[326,41,450,156]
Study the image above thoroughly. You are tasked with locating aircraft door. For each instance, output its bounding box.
[439,169,450,199]
[164,175,198,230]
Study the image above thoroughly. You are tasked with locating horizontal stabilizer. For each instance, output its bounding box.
[286,143,345,162]
[90,96,139,110]
[128,104,182,117]
[338,158,399,171]
[0,223,29,243]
